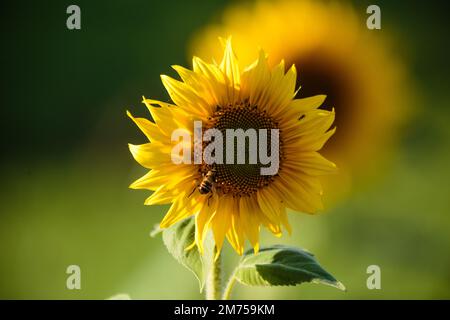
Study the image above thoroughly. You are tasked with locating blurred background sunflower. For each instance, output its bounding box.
[1,0,450,300]
[189,0,416,202]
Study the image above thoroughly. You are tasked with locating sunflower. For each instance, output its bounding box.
[189,0,413,200]
[128,39,336,256]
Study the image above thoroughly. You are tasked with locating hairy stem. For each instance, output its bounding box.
[206,246,222,300]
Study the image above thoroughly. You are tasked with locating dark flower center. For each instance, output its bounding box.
[200,100,282,196]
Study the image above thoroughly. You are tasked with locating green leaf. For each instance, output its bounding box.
[162,217,206,292]
[234,245,345,291]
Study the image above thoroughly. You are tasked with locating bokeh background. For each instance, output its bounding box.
[1,0,449,299]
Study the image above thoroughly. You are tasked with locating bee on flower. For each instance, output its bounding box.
[128,38,336,257]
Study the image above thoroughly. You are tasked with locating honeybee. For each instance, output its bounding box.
[188,168,217,204]
[198,168,217,195]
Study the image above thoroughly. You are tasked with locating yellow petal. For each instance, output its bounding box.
[130,165,195,191]
[256,189,283,236]
[192,56,227,100]
[160,192,203,228]
[226,211,245,256]
[195,193,218,254]
[278,206,292,235]
[286,95,326,115]
[128,142,173,169]
[287,151,338,176]
[268,63,297,119]
[283,108,335,140]
[160,75,210,118]
[127,111,165,142]
[144,185,176,205]
[239,196,260,253]
[130,170,161,190]
[144,175,194,206]
[241,49,270,108]
[210,195,234,257]
[284,127,336,152]
[141,98,180,137]
[172,65,217,114]
[278,166,323,195]
[273,174,323,214]
[219,37,241,104]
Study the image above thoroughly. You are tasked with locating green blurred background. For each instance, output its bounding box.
[1,0,449,299]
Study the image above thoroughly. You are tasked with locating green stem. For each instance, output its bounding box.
[206,246,222,300]
[222,270,237,300]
